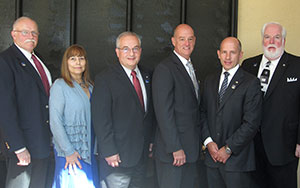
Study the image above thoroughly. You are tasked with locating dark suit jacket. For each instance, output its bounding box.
[201,67,262,171]
[152,52,200,163]
[0,44,51,159]
[91,63,154,168]
[242,52,300,165]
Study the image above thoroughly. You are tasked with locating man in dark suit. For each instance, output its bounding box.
[201,37,262,188]
[152,24,200,188]
[0,17,52,188]
[91,31,154,188]
[242,22,300,188]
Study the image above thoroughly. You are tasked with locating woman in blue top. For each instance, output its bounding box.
[50,44,99,188]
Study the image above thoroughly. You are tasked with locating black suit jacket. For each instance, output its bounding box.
[152,52,200,163]
[0,44,51,159]
[201,67,262,171]
[242,52,300,165]
[91,63,154,168]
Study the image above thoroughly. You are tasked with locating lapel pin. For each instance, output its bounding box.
[232,85,236,89]
[283,64,286,67]
[21,62,26,67]
[254,63,258,67]
[145,75,150,84]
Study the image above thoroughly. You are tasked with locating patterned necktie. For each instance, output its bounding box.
[32,54,50,96]
[131,70,144,110]
[260,61,271,94]
[219,72,230,103]
[186,61,199,99]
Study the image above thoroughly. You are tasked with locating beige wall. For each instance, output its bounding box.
[238,1,300,187]
[238,0,300,61]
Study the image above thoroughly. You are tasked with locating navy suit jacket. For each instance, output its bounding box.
[242,52,300,165]
[201,67,262,171]
[152,52,200,163]
[91,63,155,168]
[0,44,51,159]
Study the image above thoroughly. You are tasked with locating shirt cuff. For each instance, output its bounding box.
[15,147,26,154]
[204,137,213,147]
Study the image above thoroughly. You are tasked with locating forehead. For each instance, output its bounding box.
[175,27,194,38]
[220,39,239,51]
[119,35,139,47]
[264,24,282,35]
[15,19,38,31]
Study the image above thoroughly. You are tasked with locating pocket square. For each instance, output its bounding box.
[287,77,297,82]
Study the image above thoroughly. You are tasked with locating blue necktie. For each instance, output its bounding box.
[219,72,229,103]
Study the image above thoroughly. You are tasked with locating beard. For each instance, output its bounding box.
[263,44,284,60]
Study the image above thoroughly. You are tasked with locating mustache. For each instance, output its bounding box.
[25,39,36,43]
[267,44,277,48]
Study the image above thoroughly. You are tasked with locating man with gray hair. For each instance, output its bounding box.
[92,31,155,188]
[0,17,52,188]
[242,22,300,188]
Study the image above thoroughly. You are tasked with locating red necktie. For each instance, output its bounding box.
[131,70,144,109]
[31,54,50,96]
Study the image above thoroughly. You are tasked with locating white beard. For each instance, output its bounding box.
[263,44,284,60]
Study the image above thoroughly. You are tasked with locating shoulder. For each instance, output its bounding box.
[242,54,262,65]
[50,78,69,91]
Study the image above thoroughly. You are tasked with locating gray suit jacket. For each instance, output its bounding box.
[201,67,262,171]
[152,52,200,163]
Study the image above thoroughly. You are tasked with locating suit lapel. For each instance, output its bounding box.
[265,52,288,99]
[217,67,244,112]
[171,53,198,100]
[114,63,145,114]
[11,45,48,96]
[140,67,151,115]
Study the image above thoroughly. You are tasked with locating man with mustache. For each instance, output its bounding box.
[0,17,52,188]
[242,22,300,188]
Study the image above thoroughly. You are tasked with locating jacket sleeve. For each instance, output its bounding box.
[152,63,182,153]
[49,81,75,156]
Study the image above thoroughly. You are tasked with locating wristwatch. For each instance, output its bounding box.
[225,145,232,155]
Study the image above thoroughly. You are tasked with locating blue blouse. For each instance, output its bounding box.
[49,79,93,164]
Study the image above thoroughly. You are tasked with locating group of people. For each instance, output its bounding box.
[0,16,299,188]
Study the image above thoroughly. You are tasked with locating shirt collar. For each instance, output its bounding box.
[14,43,35,60]
[221,64,240,77]
[173,50,191,65]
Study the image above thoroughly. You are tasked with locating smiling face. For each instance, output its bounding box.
[115,35,142,70]
[172,24,196,60]
[217,37,243,71]
[262,23,285,60]
[11,17,39,53]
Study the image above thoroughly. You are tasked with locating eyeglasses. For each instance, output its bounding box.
[14,30,39,37]
[118,46,141,53]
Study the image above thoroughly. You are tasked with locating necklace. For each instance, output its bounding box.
[79,82,87,89]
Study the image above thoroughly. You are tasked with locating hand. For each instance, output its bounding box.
[148,143,153,158]
[105,154,121,167]
[172,149,186,167]
[16,149,31,166]
[295,144,300,158]
[65,151,82,175]
[215,146,230,164]
[206,142,219,162]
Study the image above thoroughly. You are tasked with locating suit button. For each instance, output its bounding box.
[46,120,49,124]
[45,105,49,109]
[217,133,220,136]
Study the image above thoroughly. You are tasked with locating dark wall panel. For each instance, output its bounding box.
[187,0,232,81]
[0,1,15,50]
[132,1,181,69]
[23,0,71,79]
[76,0,127,79]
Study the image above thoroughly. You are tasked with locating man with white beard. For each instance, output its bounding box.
[242,22,300,188]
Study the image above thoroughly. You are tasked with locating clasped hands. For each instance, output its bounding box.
[207,142,231,164]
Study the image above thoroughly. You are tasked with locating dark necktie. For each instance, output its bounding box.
[131,70,144,109]
[219,72,229,103]
[186,61,199,99]
[260,61,271,94]
[31,54,50,96]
